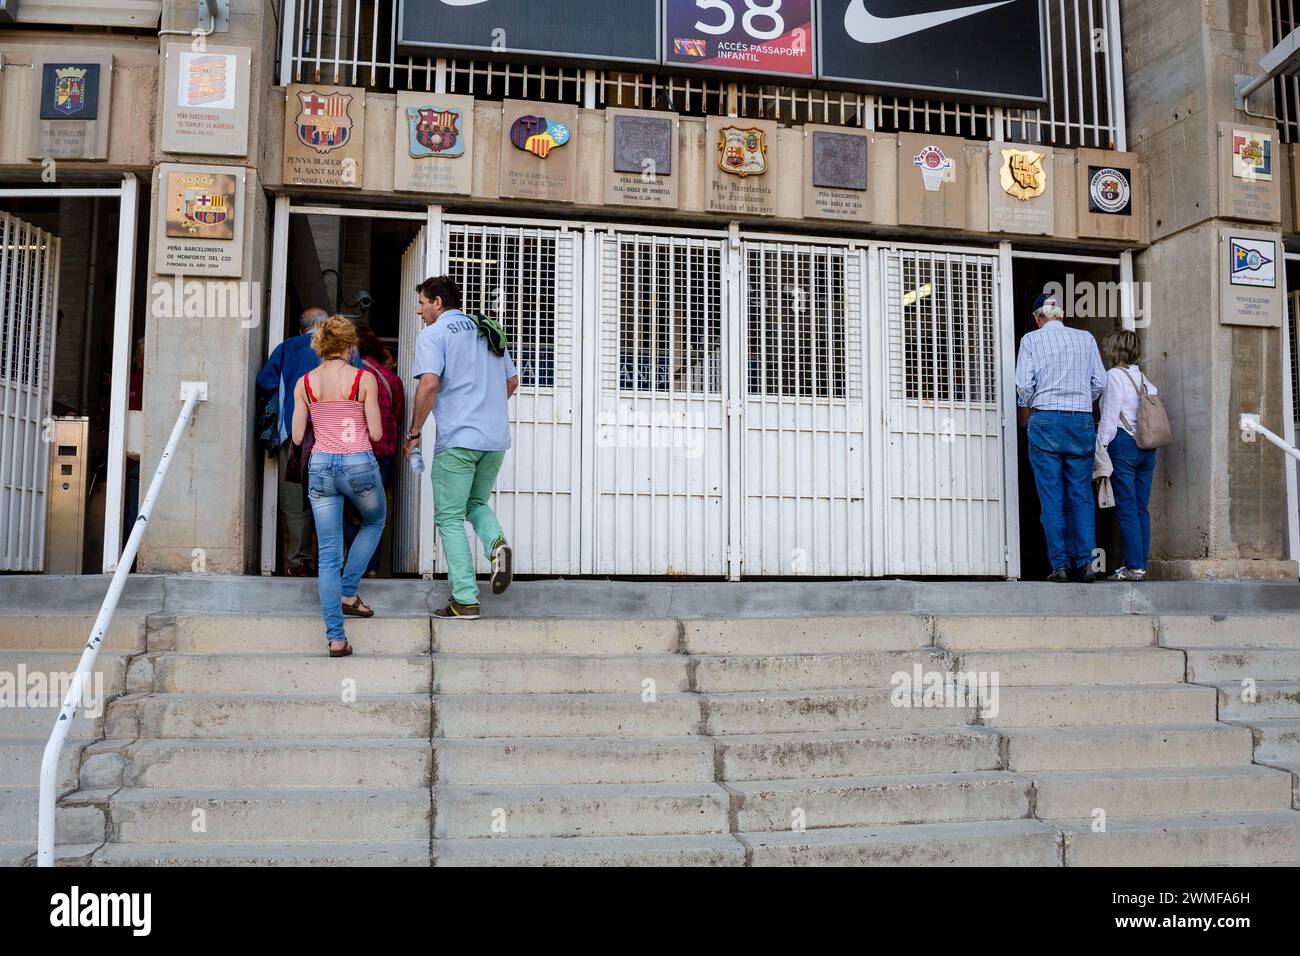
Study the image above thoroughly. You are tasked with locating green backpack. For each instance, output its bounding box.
[469,311,508,358]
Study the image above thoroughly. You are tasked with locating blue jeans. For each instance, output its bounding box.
[1027,411,1097,572]
[307,451,386,643]
[1107,430,1156,571]
[344,455,394,574]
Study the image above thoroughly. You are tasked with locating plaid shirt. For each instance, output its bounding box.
[362,358,406,458]
[1014,320,1106,412]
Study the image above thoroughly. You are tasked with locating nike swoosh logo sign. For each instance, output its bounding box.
[844,0,1016,44]
[437,0,490,5]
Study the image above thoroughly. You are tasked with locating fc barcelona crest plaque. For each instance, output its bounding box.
[988,143,1055,235]
[283,84,366,188]
[717,125,767,178]
[394,92,475,195]
[155,163,247,278]
[28,52,113,160]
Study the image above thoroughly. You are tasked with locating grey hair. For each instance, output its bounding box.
[1034,298,1065,321]
[300,307,329,331]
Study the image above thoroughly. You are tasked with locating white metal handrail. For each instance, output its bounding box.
[37,381,208,867]
[1240,413,1300,462]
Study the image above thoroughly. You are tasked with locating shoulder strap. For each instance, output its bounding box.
[303,372,317,405]
[363,358,394,404]
[349,368,365,402]
[1121,367,1148,398]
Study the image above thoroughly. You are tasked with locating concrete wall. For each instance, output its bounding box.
[1123,0,1296,579]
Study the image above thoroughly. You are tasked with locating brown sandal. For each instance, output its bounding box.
[341,596,373,618]
[328,641,353,658]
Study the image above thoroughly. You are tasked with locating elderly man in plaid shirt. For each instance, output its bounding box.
[1015,292,1107,583]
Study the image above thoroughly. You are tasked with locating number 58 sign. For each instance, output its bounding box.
[664,0,816,79]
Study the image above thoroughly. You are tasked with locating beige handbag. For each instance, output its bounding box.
[1119,368,1173,450]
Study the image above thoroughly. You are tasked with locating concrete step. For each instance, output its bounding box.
[935,615,1154,651]
[692,650,948,693]
[1031,766,1294,819]
[730,771,1030,831]
[716,728,1001,781]
[952,648,1184,686]
[0,706,101,738]
[0,651,130,698]
[100,787,430,844]
[78,737,431,789]
[742,818,1062,866]
[0,843,32,866]
[433,654,689,695]
[435,832,745,866]
[0,737,88,789]
[1254,719,1300,764]
[984,684,1216,727]
[89,840,430,866]
[128,653,430,696]
[1218,682,1300,720]
[700,688,973,735]
[1055,810,1300,866]
[0,788,106,844]
[171,616,429,655]
[434,619,679,656]
[1003,723,1253,771]
[436,693,701,738]
[104,693,431,739]
[0,614,147,653]
[1185,647,1300,682]
[434,783,731,838]
[682,617,930,655]
[435,736,714,785]
[1160,616,1300,649]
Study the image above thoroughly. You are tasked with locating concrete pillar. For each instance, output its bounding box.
[1123,0,1298,579]
[137,0,280,573]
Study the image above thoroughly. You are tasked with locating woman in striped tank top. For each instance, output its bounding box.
[291,315,386,657]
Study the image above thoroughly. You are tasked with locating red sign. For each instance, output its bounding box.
[664,0,815,80]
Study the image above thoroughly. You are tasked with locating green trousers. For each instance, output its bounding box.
[432,448,507,605]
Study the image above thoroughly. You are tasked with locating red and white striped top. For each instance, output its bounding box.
[304,368,373,454]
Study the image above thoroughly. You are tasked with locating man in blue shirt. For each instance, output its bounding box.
[406,276,518,618]
[1015,293,1107,582]
[256,306,359,575]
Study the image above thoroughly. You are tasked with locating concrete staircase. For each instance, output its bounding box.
[1,577,1298,866]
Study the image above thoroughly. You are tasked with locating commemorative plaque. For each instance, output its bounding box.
[605,108,679,209]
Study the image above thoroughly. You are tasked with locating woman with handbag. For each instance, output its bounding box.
[1097,329,1171,581]
[290,315,386,657]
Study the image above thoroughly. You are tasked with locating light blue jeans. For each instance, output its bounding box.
[307,451,386,643]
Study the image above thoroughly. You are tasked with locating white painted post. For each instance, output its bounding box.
[102,174,138,574]
[260,196,292,574]
[998,241,1021,580]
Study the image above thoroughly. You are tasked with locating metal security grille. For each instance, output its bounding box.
[593,231,728,575]
[892,253,999,406]
[445,224,566,389]
[610,236,722,395]
[0,211,60,572]
[1275,0,1300,142]
[439,221,581,575]
[882,247,1007,576]
[745,242,855,400]
[741,241,867,576]
[280,0,1123,150]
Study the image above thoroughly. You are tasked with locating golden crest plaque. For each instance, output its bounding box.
[999,148,1047,201]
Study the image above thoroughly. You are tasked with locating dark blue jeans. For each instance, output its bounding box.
[1107,430,1156,571]
[1028,410,1097,572]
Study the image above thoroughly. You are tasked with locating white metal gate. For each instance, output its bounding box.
[741,240,868,576]
[0,211,60,572]
[881,247,1009,576]
[590,231,729,575]
[437,221,582,575]
[394,227,427,575]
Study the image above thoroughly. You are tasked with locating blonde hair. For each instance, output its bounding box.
[311,314,358,359]
[1101,329,1141,368]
